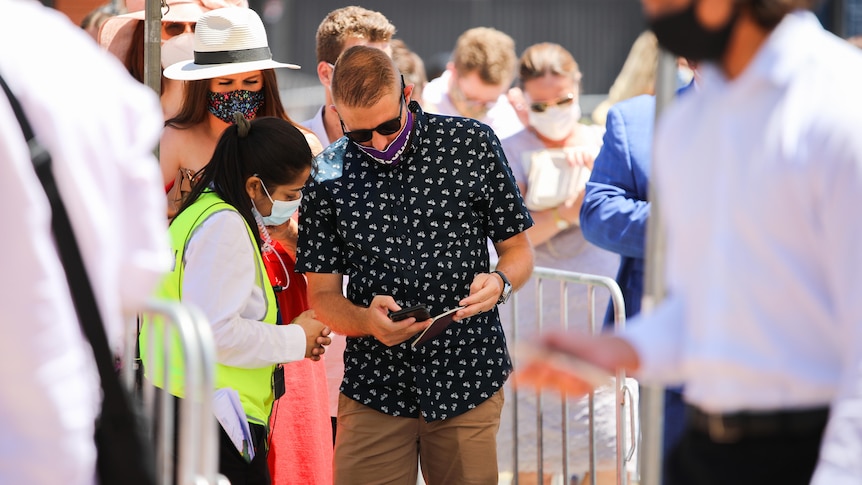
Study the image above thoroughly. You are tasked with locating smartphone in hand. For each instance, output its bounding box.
[389,304,432,322]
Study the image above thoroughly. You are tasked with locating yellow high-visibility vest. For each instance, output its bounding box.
[141,191,278,426]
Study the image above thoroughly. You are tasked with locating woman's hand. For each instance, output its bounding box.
[563,145,598,170]
[291,309,332,361]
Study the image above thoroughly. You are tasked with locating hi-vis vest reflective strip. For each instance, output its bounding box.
[141,191,278,426]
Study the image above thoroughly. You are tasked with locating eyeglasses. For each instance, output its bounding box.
[450,81,497,112]
[529,93,576,113]
[340,91,405,143]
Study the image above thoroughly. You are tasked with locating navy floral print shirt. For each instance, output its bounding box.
[296,101,533,421]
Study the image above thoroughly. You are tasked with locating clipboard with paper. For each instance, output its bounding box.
[522,148,593,212]
[213,388,255,462]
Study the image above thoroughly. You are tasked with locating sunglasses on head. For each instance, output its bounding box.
[340,80,406,143]
[529,93,575,113]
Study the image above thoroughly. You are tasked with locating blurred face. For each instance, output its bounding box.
[522,73,581,141]
[522,74,578,113]
[448,71,508,120]
[643,0,738,62]
[161,21,195,41]
[641,0,690,19]
[641,0,733,29]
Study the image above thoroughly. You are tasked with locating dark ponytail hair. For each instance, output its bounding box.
[176,115,314,248]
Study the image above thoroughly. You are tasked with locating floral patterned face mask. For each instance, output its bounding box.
[206,89,265,124]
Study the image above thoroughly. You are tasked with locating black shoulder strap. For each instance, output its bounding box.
[0,73,122,412]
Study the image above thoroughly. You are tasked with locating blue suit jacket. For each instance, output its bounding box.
[581,92,692,461]
[580,94,656,325]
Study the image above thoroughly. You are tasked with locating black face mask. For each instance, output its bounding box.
[649,1,739,62]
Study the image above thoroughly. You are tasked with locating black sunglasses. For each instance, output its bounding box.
[340,80,406,143]
[529,93,575,113]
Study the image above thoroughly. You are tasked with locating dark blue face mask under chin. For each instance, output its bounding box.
[207,89,265,124]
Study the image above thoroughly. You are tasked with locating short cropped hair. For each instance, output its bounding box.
[518,42,582,88]
[451,27,517,86]
[315,6,396,65]
[331,45,399,108]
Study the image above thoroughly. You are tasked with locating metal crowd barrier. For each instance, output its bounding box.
[500,266,638,485]
[124,299,224,485]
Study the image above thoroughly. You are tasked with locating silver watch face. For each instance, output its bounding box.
[494,270,512,304]
[500,287,512,303]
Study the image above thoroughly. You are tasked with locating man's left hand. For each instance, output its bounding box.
[455,272,503,320]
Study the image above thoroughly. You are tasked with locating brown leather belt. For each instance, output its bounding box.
[685,404,829,444]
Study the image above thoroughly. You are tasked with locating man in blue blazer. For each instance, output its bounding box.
[579,92,686,471]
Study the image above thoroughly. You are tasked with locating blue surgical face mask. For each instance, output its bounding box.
[254,180,302,226]
[207,89,265,124]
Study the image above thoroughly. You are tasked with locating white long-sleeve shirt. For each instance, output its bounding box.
[622,12,862,482]
[0,2,171,484]
[182,210,306,367]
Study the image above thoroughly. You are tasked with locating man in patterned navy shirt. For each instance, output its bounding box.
[296,46,534,484]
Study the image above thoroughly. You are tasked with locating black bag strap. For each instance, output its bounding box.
[0,73,131,433]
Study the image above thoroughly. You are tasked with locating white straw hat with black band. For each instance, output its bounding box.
[163,7,299,81]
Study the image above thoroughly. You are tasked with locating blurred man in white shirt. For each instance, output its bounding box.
[422,27,524,140]
[0,2,169,483]
[515,1,862,484]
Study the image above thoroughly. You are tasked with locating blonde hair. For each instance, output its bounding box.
[315,6,396,64]
[452,27,517,86]
[592,30,658,126]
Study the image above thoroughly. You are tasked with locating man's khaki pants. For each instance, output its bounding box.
[333,390,504,485]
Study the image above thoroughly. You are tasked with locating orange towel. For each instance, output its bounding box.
[263,241,333,485]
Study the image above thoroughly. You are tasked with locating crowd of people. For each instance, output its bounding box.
[5,0,862,484]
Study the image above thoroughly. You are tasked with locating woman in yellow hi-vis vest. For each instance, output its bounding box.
[142,115,331,485]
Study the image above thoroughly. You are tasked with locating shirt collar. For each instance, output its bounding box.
[405,99,425,156]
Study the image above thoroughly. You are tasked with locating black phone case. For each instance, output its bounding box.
[390,304,431,322]
[272,364,285,400]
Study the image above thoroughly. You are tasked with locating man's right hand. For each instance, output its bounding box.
[363,295,432,347]
[291,309,332,361]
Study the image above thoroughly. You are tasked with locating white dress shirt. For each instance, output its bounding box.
[301,106,332,147]
[622,11,862,482]
[422,70,524,139]
[0,3,171,484]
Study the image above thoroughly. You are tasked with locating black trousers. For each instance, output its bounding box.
[218,421,271,485]
[666,415,827,485]
[154,390,271,485]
